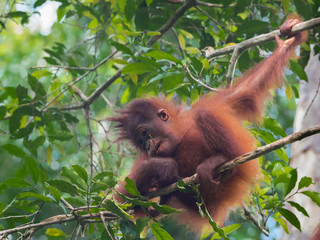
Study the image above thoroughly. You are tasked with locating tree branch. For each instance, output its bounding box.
[145,123,320,199]
[226,46,243,85]
[1,125,319,237]
[0,212,117,238]
[61,17,320,111]
[205,17,320,60]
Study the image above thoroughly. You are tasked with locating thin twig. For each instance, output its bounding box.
[243,206,269,236]
[196,0,236,8]
[147,0,196,47]
[195,5,223,28]
[0,212,117,237]
[184,63,218,91]
[226,46,243,85]
[100,212,115,240]
[304,77,320,118]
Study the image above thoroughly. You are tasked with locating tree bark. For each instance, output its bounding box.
[282,45,320,239]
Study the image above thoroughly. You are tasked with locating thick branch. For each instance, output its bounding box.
[145,124,320,199]
[205,17,320,59]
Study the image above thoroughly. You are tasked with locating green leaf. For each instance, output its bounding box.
[8,11,27,18]
[2,144,27,158]
[28,74,46,97]
[148,71,182,85]
[0,106,6,120]
[64,113,78,123]
[263,117,287,138]
[144,51,181,64]
[290,61,308,82]
[136,217,149,235]
[45,228,66,237]
[287,201,309,217]
[293,0,311,20]
[119,220,137,238]
[48,132,73,141]
[237,20,269,36]
[111,42,134,56]
[4,177,32,188]
[302,191,320,207]
[47,180,78,196]
[150,222,174,240]
[61,167,87,190]
[124,177,141,197]
[48,185,61,203]
[24,136,45,157]
[278,207,301,231]
[34,0,46,8]
[44,57,59,65]
[152,203,179,214]
[92,171,116,189]
[282,0,289,13]
[145,0,153,6]
[274,173,289,187]
[103,200,133,220]
[13,122,35,139]
[9,110,22,134]
[16,85,29,103]
[211,224,241,239]
[285,169,297,196]
[72,165,88,183]
[17,192,52,203]
[124,0,136,21]
[135,7,149,31]
[298,176,313,190]
[0,202,7,215]
[25,157,39,184]
[122,62,157,75]
[276,215,289,234]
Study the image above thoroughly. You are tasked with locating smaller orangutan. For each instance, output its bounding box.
[109,17,307,232]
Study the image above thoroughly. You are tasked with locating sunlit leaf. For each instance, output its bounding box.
[298,176,314,190]
[124,177,140,197]
[211,224,241,239]
[150,222,174,240]
[144,51,181,64]
[45,228,66,237]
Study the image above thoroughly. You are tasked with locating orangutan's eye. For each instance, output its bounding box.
[157,109,169,121]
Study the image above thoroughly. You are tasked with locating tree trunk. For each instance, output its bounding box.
[281,45,320,239]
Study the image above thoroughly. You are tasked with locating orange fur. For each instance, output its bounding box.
[110,17,307,233]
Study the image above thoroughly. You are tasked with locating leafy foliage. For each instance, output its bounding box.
[0,0,319,239]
